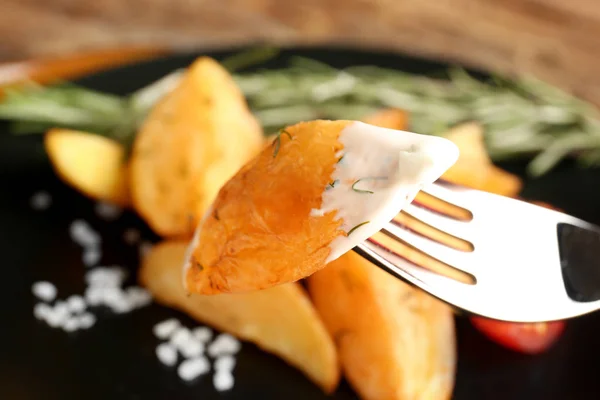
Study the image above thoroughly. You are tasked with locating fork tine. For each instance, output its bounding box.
[421,181,475,210]
[356,240,475,304]
[403,203,473,241]
[381,221,477,275]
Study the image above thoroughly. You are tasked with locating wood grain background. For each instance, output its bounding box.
[2,0,600,104]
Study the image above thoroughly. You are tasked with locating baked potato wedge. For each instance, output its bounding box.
[184,119,459,295]
[140,240,340,393]
[440,122,522,197]
[129,56,264,238]
[308,251,456,400]
[44,128,129,205]
[362,108,409,130]
[184,120,349,295]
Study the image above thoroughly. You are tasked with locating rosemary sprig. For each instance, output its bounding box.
[347,221,370,236]
[272,129,293,158]
[1,47,599,176]
[327,179,339,189]
[351,179,374,194]
[233,57,600,177]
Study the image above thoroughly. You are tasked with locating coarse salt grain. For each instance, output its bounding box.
[70,219,101,247]
[62,317,80,332]
[213,370,234,392]
[33,303,52,321]
[192,327,213,343]
[153,318,181,339]
[66,295,86,314]
[214,355,236,372]
[82,247,101,267]
[30,191,52,210]
[84,286,104,307]
[32,281,57,302]
[208,333,241,357]
[123,228,141,245]
[179,339,205,359]
[46,308,68,328]
[101,287,133,313]
[126,286,152,308]
[94,201,123,221]
[78,313,96,329]
[53,301,70,320]
[177,357,210,381]
[156,342,178,367]
[85,267,127,287]
[170,328,193,349]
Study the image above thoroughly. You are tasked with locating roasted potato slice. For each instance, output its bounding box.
[130,57,264,238]
[184,120,349,295]
[440,122,522,196]
[308,251,456,400]
[44,128,129,205]
[362,108,409,130]
[140,240,340,393]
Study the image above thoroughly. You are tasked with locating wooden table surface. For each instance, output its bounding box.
[2,0,600,105]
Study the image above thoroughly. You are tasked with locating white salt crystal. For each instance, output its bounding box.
[33,303,52,321]
[70,219,101,247]
[192,327,213,343]
[66,295,86,314]
[84,286,104,307]
[85,267,127,287]
[78,313,96,329]
[170,327,192,349]
[153,318,180,339]
[62,317,80,332]
[156,342,178,367]
[101,287,133,313]
[94,201,123,221]
[126,286,152,308]
[213,370,234,391]
[208,333,241,357]
[177,357,210,381]
[82,247,101,267]
[179,339,205,359]
[30,191,51,210]
[214,355,236,372]
[46,308,68,328]
[32,281,57,302]
[53,301,69,320]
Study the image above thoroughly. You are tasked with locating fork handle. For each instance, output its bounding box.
[558,222,600,302]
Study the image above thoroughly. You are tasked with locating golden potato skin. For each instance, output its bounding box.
[130,57,264,238]
[140,240,340,393]
[308,251,456,400]
[44,128,129,205]
[185,120,351,295]
[362,108,409,130]
[441,122,522,197]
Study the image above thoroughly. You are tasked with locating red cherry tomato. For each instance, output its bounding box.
[470,317,566,354]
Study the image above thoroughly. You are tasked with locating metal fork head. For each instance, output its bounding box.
[357,180,600,323]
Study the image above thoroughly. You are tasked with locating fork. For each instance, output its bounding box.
[355,180,600,323]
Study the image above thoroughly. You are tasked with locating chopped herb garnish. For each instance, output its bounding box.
[327,179,339,189]
[347,221,369,236]
[351,179,374,194]
[2,47,599,176]
[272,129,293,158]
[337,155,345,164]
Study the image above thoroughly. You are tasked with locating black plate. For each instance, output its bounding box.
[2,46,600,400]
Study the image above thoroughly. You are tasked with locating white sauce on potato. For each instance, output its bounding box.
[310,121,459,262]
